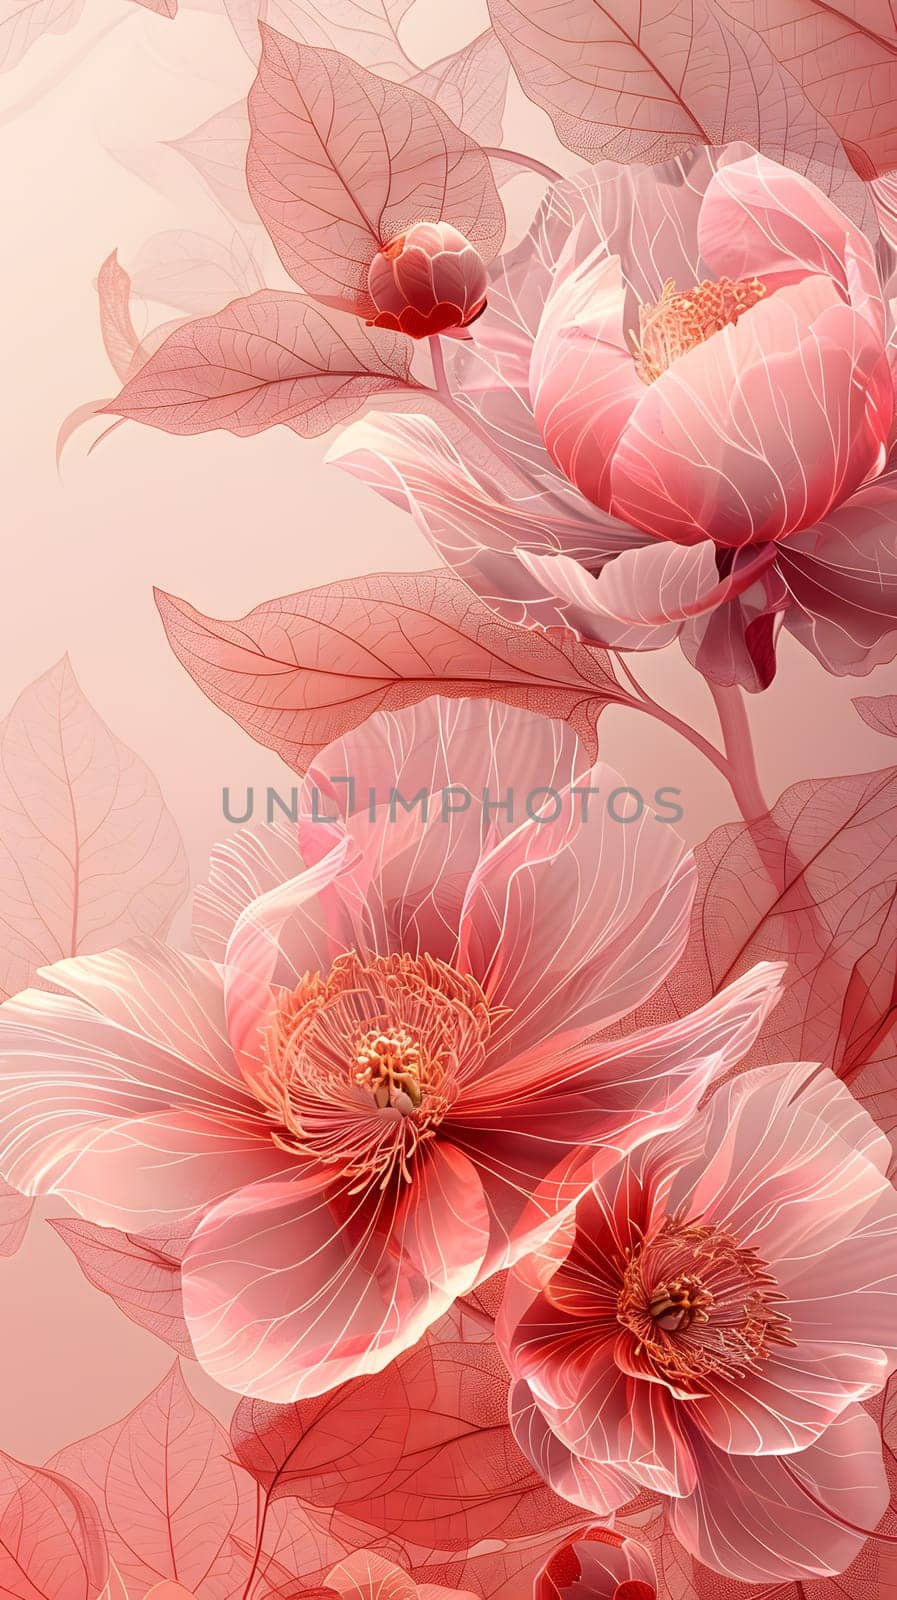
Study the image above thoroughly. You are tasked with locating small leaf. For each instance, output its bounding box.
[408,30,509,145]
[246,28,505,314]
[0,0,84,74]
[0,1178,32,1258]
[0,1452,108,1599]
[155,569,634,774]
[0,657,188,1005]
[53,1363,254,1600]
[49,1217,194,1356]
[108,292,421,436]
[854,695,897,739]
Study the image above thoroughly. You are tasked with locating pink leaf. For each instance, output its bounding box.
[0,1452,108,1600]
[108,292,421,436]
[407,30,509,145]
[128,230,265,317]
[168,103,258,226]
[614,764,897,1170]
[230,1306,576,1550]
[0,1177,32,1257]
[128,0,177,16]
[0,657,188,1004]
[487,0,873,211]
[719,0,897,178]
[0,0,84,74]
[854,694,897,738]
[97,251,140,384]
[53,1363,254,1600]
[49,1217,193,1356]
[154,569,633,774]
[246,28,505,315]
[264,0,416,76]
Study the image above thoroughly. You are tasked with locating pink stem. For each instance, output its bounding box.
[482,146,562,182]
[709,680,769,822]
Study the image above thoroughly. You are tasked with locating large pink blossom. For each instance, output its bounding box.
[498,1062,897,1582]
[0,700,782,1402]
[332,145,897,691]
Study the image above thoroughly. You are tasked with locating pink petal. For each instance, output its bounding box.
[182,1142,490,1400]
[0,945,285,1227]
[611,277,893,546]
[324,1552,417,1600]
[449,964,785,1272]
[456,760,695,1055]
[193,821,305,961]
[509,1379,635,1518]
[669,1405,889,1581]
[531,250,647,517]
[779,474,897,676]
[699,153,888,340]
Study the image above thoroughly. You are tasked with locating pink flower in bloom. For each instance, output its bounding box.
[367,222,488,339]
[332,145,897,690]
[499,1062,897,1582]
[0,701,783,1402]
[534,1528,657,1600]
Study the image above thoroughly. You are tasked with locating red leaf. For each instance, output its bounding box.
[0,1177,32,1257]
[108,291,421,436]
[487,0,872,210]
[230,1302,576,1551]
[246,28,505,315]
[155,569,633,774]
[49,1217,193,1356]
[53,1363,254,1599]
[854,694,897,738]
[0,1452,108,1600]
[0,657,188,1004]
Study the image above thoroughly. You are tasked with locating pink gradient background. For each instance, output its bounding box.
[1,0,896,1461]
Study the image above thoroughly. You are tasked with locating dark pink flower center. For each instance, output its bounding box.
[631,275,767,384]
[259,952,494,1186]
[616,1212,794,1386]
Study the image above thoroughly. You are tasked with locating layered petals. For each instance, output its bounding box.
[501,1062,897,1580]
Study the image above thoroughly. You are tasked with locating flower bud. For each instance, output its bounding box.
[367,221,488,338]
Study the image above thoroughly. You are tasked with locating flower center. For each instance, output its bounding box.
[354,1025,423,1108]
[631,275,767,384]
[616,1213,793,1387]
[259,951,494,1187]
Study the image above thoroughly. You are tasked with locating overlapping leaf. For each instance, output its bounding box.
[49,1217,194,1356]
[246,28,504,314]
[155,570,634,773]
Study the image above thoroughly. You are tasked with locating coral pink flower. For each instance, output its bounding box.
[332,145,897,691]
[0,701,783,1403]
[534,1528,657,1600]
[324,1551,476,1598]
[499,1062,897,1582]
[367,222,488,338]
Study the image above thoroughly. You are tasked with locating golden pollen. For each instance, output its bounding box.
[354,1025,423,1109]
[617,1213,794,1387]
[256,951,495,1188]
[631,275,767,385]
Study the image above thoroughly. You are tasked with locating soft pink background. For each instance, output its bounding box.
[1,0,896,1460]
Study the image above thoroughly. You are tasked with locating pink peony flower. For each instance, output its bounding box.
[499,1062,897,1582]
[534,1528,657,1600]
[332,145,897,691]
[0,700,783,1403]
[367,222,488,339]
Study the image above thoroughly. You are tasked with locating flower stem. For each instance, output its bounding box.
[482,146,562,182]
[708,681,769,822]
